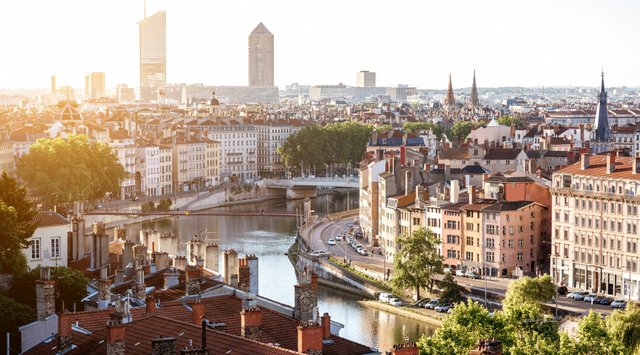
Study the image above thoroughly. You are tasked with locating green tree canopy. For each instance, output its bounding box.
[497,115,526,128]
[16,135,126,209]
[390,227,443,299]
[606,304,640,354]
[438,272,464,304]
[503,275,556,310]
[10,266,88,313]
[277,122,373,173]
[0,291,36,354]
[0,172,37,247]
[402,122,445,140]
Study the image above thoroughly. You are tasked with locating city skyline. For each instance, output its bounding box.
[0,0,639,90]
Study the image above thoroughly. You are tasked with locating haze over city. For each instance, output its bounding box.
[1,0,638,90]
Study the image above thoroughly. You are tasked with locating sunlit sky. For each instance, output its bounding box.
[0,0,638,90]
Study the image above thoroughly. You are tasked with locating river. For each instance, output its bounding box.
[119,192,436,351]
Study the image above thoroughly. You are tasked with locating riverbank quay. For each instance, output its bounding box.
[358,300,444,327]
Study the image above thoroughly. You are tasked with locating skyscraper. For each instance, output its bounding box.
[356,71,376,87]
[139,11,166,100]
[248,23,274,87]
[85,72,105,99]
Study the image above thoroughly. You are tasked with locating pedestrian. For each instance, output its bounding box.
[261,209,264,215]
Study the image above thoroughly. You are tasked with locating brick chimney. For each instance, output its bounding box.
[634,158,640,175]
[133,266,146,299]
[294,271,318,322]
[580,153,590,170]
[186,266,202,296]
[469,185,476,205]
[607,153,615,174]
[35,267,55,321]
[297,322,323,355]
[173,255,187,271]
[321,313,331,339]
[205,243,219,272]
[107,314,126,355]
[390,342,420,355]
[191,300,205,325]
[151,336,176,355]
[153,252,171,271]
[240,307,262,341]
[238,258,251,292]
[57,311,74,351]
[97,265,112,310]
[164,267,180,289]
[146,296,156,317]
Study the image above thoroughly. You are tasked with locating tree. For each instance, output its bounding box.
[606,303,640,354]
[390,228,443,299]
[568,311,624,354]
[0,173,37,275]
[402,122,445,140]
[16,135,127,209]
[10,266,88,313]
[497,115,526,128]
[438,273,464,303]
[503,274,555,309]
[0,172,37,247]
[446,121,475,144]
[0,291,36,354]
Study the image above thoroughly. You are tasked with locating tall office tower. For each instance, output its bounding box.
[248,23,274,87]
[51,75,56,96]
[85,72,106,99]
[139,11,166,100]
[356,71,376,87]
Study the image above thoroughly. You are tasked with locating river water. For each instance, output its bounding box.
[120,192,435,351]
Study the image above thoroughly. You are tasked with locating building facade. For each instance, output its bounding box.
[248,23,274,87]
[139,11,166,100]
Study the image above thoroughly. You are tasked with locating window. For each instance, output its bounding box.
[517,252,523,261]
[51,237,60,258]
[466,236,474,246]
[466,251,474,261]
[487,238,495,248]
[486,251,495,262]
[447,250,457,259]
[518,239,523,247]
[508,239,514,248]
[31,238,41,260]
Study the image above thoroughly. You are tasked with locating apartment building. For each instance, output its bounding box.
[358,160,386,244]
[255,121,303,176]
[109,130,136,198]
[551,153,640,300]
[200,120,257,182]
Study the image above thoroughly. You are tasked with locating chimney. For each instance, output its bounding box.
[415,185,424,204]
[191,300,205,325]
[145,296,156,316]
[173,255,187,271]
[400,146,406,166]
[107,313,126,355]
[294,271,318,322]
[122,240,135,270]
[134,266,146,300]
[390,343,420,355]
[90,222,108,270]
[230,274,239,288]
[151,337,177,355]
[607,153,615,174]
[97,266,112,310]
[134,245,148,266]
[404,170,413,195]
[469,185,476,205]
[634,158,640,175]
[580,153,590,170]
[222,249,239,285]
[115,269,124,284]
[58,311,73,351]
[35,267,55,321]
[240,306,262,341]
[205,243,219,272]
[247,255,259,295]
[297,322,324,355]
[186,267,202,296]
[444,164,451,181]
[450,180,460,204]
[71,215,86,261]
[238,258,251,292]
[164,267,180,289]
[321,313,331,340]
[153,252,171,271]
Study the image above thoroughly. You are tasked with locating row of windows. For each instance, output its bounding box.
[31,237,60,260]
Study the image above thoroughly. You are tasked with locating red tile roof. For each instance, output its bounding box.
[32,211,69,227]
[555,155,640,180]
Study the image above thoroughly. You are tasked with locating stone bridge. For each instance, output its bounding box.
[263,177,359,199]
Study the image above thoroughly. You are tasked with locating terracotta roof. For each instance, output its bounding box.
[32,211,69,227]
[483,148,523,160]
[389,192,416,208]
[482,201,535,212]
[439,147,469,160]
[555,155,640,180]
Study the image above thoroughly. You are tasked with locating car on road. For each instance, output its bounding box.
[557,286,568,296]
[434,303,453,313]
[335,235,343,241]
[378,293,393,303]
[568,291,589,300]
[388,298,403,307]
[310,250,329,258]
[327,239,336,245]
[414,298,430,307]
[465,271,481,279]
[583,294,599,303]
[424,299,439,309]
[610,300,627,309]
[455,269,466,277]
[599,297,614,305]
[357,249,369,256]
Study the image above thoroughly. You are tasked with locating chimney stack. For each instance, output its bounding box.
[122,240,135,270]
[634,158,640,175]
[450,180,460,204]
[238,258,250,292]
[185,266,202,296]
[35,267,55,321]
[107,314,126,355]
[134,266,146,300]
[297,322,324,355]
[607,153,615,174]
[580,153,590,170]
[390,343,420,355]
[294,270,318,322]
[173,255,187,271]
[469,185,476,205]
[151,337,176,355]
[240,306,262,341]
[58,311,73,351]
[97,265,112,310]
[115,269,124,284]
[321,313,331,340]
[205,243,219,272]
[191,300,205,326]
[164,267,180,289]
[146,296,156,317]
[153,252,171,271]
[222,249,239,285]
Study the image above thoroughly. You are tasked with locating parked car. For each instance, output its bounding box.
[465,271,481,279]
[424,299,439,309]
[327,238,336,245]
[610,300,627,309]
[388,298,403,307]
[378,293,393,303]
[357,249,369,256]
[434,303,453,313]
[571,291,590,301]
[414,298,430,307]
[310,250,329,258]
[592,296,607,304]
[455,269,466,277]
[583,294,599,303]
[599,297,614,305]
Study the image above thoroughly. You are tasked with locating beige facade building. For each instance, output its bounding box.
[248,23,274,87]
[551,153,640,300]
[139,11,166,100]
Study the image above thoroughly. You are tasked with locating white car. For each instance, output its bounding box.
[327,238,336,245]
[379,292,393,303]
[455,269,466,277]
[388,298,403,306]
[335,234,343,241]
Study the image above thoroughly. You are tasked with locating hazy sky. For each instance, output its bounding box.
[0,0,638,90]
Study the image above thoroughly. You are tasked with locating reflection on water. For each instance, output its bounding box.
[116,193,436,350]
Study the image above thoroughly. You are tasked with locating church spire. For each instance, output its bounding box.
[593,70,611,142]
[444,73,455,109]
[470,70,479,107]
